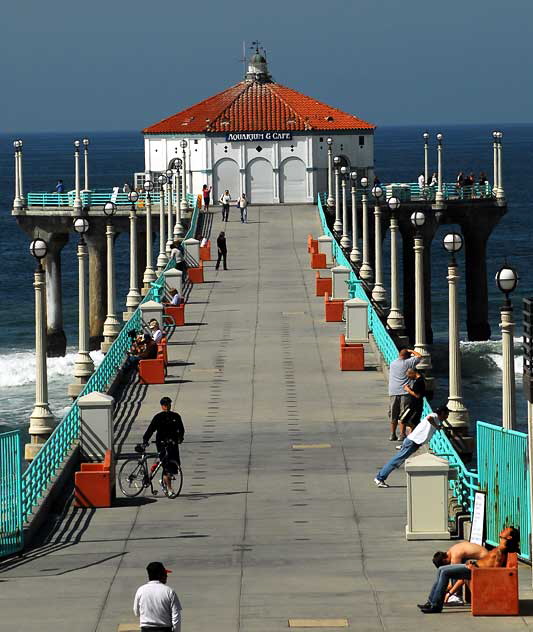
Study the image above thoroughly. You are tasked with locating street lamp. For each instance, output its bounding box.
[82,138,90,191]
[101,201,120,352]
[423,131,429,184]
[410,210,431,370]
[180,140,188,212]
[371,184,387,305]
[157,174,169,271]
[68,217,94,397]
[125,190,141,315]
[340,166,351,248]
[496,131,505,204]
[26,237,55,461]
[492,130,500,197]
[359,177,373,283]
[435,133,445,208]
[443,232,469,429]
[496,263,519,429]
[349,171,361,264]
[333,156,342,232]
[142,177,157,292]
[165,168,174,255]
[172,158,185,238]
[326,137,334,208]
[386,197,404,330]
[73,140,82,213]
[13,140,22,210]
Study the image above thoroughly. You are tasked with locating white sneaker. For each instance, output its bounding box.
[374,478,389,488]
[446,594,464,606]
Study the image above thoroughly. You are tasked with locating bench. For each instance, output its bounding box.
[157,337,168,365]
[200,240,211,261]
[139,358,166,384]
[307,234,318,254]
[74,449,115,508]
[470,552,519,616]
[324,292,344,322]
[339,334,364,370]
[315,271,332,296]
[165,304,185,326]
[188,261,204,283]
[310,252,327,269]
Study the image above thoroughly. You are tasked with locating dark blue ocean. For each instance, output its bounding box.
[0,126,532,436]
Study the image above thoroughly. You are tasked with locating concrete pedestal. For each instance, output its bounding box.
[164,268,183,295]
[183,238,200,268]
[405,452,450,540]
[317,235,334,265]
[345,298,368,343]
[331,266,350,300]
[79,392,114,460]
[140,300,163,328]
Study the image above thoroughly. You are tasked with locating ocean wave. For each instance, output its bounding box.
[0,349,104,388]
[460,339,522,377]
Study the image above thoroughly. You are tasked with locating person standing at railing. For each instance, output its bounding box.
[387,348,422,441]
[418,173,425,190]
[430,172,438,187]
[55,179,64,193]
[202,184,212,212]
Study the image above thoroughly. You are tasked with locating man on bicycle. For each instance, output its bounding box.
[141,397,185,495]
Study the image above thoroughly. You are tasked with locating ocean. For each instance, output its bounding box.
[0,125,532,438]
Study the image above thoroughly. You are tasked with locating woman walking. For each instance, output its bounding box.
[202,184,212,212]
[215,231,227,271]
[219,189,231,222]
[238,193,248,223]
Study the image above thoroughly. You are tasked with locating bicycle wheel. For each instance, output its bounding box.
[163,466,184,499]
[118,458,147,497]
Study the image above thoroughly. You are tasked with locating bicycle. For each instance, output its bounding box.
[118,440,184,499]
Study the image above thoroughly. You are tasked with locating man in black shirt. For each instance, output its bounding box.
[142,397,185,494]
[215,231,227,271]
[401,368,426,432]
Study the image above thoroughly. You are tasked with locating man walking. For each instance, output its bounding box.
[133,561,182,631]
[373,406,449,487]
[387,348,421,441]
[215,231,227,271]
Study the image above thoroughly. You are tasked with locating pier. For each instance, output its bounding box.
[2,204,532,630]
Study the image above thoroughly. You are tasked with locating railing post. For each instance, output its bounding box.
[333,164,341,232]
[434,133,445,209]
[371,188,387,306]
[413,227,432,371]
[359,180,373,284]
[500,302,516,429]
[13,141,22,210]
[173,167,184,238]
[340,172,351,248]
[349,174,361,264]
[101,220,120,353]
[386,201,404,330]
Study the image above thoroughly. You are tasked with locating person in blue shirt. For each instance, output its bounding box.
[55,179,64,193]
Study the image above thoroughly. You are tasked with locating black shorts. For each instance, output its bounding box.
[158,442,181,474]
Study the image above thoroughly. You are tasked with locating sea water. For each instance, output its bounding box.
[0,125,532,437]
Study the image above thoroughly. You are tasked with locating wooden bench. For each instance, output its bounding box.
[74,449,115,508]
[339,334,364,370]
[470,552,519,616]
[188,261,204,283]
[310,252,327,269]
[165,304,185,326]
[139,358,166,384]
[324,292,344,322]
[307,234,318,254]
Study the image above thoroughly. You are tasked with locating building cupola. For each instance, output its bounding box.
[245,42,272,83]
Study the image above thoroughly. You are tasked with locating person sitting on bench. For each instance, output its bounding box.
[126,333,158,370]
[418,526,520,614]
[169,288,181,307]
[432,541,489,605]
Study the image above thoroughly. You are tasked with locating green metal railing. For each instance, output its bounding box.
[317,193,479,514]
[477,421,530,560]
[0,431,23,556]
[26,190,199,209]
[16,196,202,538]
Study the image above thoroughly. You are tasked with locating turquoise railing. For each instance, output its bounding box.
[317,193,479,514]
[19,196,201,529]
[0,430,23,556]
[26,190,200,209]
[476,421,530,561]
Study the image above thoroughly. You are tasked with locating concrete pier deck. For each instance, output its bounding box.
[1,205,532,631]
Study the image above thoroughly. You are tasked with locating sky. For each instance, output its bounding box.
[1,0,532,132]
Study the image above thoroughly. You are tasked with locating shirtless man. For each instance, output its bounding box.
[418,526,519,613]
[432,541,489,604]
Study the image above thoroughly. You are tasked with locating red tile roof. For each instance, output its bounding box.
[143,81,375,134]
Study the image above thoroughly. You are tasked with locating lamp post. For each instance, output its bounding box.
[371,184,387,305]
[443,232,469,429]
[125,190,141,314]
[173,159,185,238]
[326,137,334,208]
[68,217,94,398]
[492,130,500,196]
[386,196,405,330]
[26,238,54,461]
[73,140,82,213]
[410,211,431,370]
[496,131,505,204]
[165,168,174,255]
[496,264,519,429]
[157,174,169,272]
[180,140,188,212]
[423,131,429,184]
[333,156,342,232]
[13,141,22,210]
[435,133,445,208]
[82,138,90,191]
[142,177,157,292]
[340,166,351,248]
[349,171,361,264]
[17,139,25,207]
[359,177,373,283]
[101,202,120,352]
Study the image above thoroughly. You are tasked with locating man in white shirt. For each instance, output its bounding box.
[133,561,182,631]
[374,406,449,488]
[149,320,163,344]
[418,173,425,190]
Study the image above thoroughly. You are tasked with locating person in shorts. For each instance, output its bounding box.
[387,348,421,441]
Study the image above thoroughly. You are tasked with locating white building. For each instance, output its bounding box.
[142,50,375,204]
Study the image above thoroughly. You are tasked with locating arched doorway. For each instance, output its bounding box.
[280,157,306,203]
[246,158,274,203]
[213,158,240,202]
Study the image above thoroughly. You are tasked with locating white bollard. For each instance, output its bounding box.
[164,268,183,295]
[78,392,114,460]
[345,298,369,343]
[317,235,333,265]
[140,300,164,329]
[183,237,200,268]
[331,266,351,300]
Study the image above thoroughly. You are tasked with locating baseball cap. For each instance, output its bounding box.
[146,561,172,577]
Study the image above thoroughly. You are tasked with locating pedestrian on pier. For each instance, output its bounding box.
[417,173,425,190]
[399,367,426,431]
[55,179,64,193]
[149,319,163,344]
[133,561,182,631]
[387,348,422,441]
[374,406,449,488]
[430,172,438,187]
[238,193,248,223]
[215,231,228,271]
[219,189,231,221]
[202,184,212,212]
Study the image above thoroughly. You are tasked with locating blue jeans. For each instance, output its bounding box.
[376,438,419,481]
[427,564,471,609]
